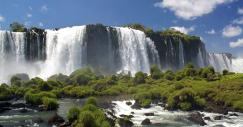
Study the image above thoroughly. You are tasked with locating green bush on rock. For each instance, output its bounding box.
[42,97,59,110]
[134,71,146,84]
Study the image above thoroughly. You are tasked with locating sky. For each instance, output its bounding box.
[0,0,243,56]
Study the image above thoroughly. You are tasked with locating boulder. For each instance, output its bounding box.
[48,113,65,125]
[11,103,26,108]
[0,107,11,113]
[229,113,239,117]
[204,116,211,121]
[141,118,151,125]
[0,102,11,107]
[12,73,30,81]
[19,108,28,113]
[118,118,134,127]
[131,101,141,109]
[33,117,44,124]
[126,101,132,106]
[144,112,154,116]
[214,115,223,120]
[188,112,206,126]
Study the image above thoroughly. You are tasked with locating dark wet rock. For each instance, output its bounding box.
[59,121,72,127]
[119,114,133,119]
[229,113,239,117]
[144,112,154,116]
[131,101,141,109]
[0,102,11,107]
[126,101,132,106]
[11,73,30,81]
[205,103,228,115]
[118,118,134,127]
[0,125,3,127]
[11,103,26,108]
[214,115,223,120]
[19,108,28,113]
[0,107,11,113]
[188,112,206,126]
[141,118,151,125]
[131,112,134,114]
[33,117,44,123]
[212,125,226,127]
[204,116,211,121]
[48,113,65,125]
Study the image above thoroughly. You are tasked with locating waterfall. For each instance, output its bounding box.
[0,31,38,83]
[0,24,242,83]
[208,53,232,72]
[115,27,151,75]
[39,26,87,79]
[178,39,185,68]
[146,38,161,69]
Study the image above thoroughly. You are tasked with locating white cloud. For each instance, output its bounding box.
[27,13,32,18]
[41,5,48,12]
[233,17,243,25]
[238,8,243,15]
[222,25,242,37]
[39,22,44,27]
[154,0,234,20]
[206,29,216,34]
[170,26,195,34]
[230,38,243,48]
[0,15,5,22]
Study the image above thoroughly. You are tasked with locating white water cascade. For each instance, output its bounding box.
[0,31,40,83]
[208,53,232,72]
[116,27,152,75]
[39,26,87,79]
[178,39,185,68]
[0,26,161,82]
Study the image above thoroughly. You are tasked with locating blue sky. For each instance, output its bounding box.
[0,0,243,56]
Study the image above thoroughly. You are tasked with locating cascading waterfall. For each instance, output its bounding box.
[39,26,87,79]
[0,31,40,83]
[116,27,151,75]
[0,25,242,83]
[178,39,185,68]
[207,53,232,72]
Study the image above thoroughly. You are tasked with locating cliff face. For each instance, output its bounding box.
[25,27,46,61]
[147,29,208,71]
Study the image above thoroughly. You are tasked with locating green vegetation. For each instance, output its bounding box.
[1,65,243,113]
[67,97,111,127]
[10,22,27,32]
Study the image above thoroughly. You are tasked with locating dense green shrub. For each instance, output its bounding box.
[10,22,27,32]
[67,107,81,122]
[223,69,229,75]
[24,90,56,105]
[75,111,96,127]
[69,68,97,85]
[38,82,53,91]
[164,70,175,81]
[0,84,13,101]
[42,97,59,110]
[85,97,98,106]
[150,65,162,80]
[134,71,146,84]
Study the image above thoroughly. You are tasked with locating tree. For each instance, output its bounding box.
[10,22,27,32]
